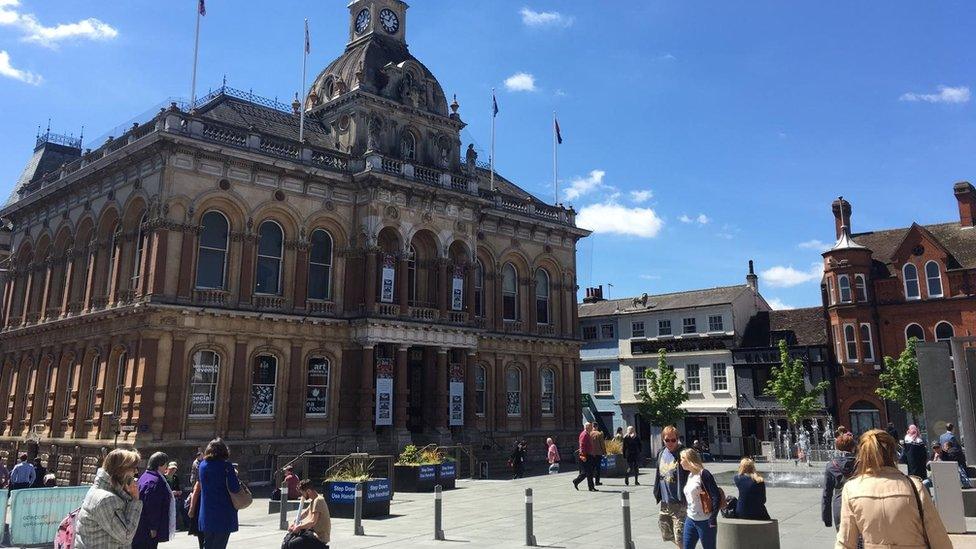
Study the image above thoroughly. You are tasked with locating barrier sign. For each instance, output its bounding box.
[365,479,391,503]
[440,463,456,479]
[10,486,89,545]
[327,482,357,504]
[419,465,436,481]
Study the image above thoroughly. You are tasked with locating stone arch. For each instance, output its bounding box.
[408,229,439,305]
[250,203,301,241]
[377,226,403,254]
[189,192,249,233]
[303,215,349,250]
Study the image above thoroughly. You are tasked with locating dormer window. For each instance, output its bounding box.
[400,132,416,161]
[925,261,943,298]
[838,275,852,303]
[903,263,920,300]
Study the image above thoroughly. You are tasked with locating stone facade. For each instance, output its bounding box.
[0,0,588,482]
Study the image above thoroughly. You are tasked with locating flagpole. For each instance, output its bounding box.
[189,2,202,109]
[490,88,496,192]
[553,111,558,204]
[299,18,308,143]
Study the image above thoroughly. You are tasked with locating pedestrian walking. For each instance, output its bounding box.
[546,437,561,474]
[732,458,769,520]
[282,479,331,548]
[74,448,143,549]
[614,426,624,443]
[509,440,527,479]
[189,438,243,549]
[835,429,952,549]
[679,448,721,549]
[284,465,301,500]
[134,452,177,549]
[9,453,35,490]
[822,433,856,530]
[572,422,597,491]
[938,423,957,447]
[164,462,186,531]
[30,457,47,488]
[900,425,928,480]
[622,426,642,486]
[590,426,607,486]
[653,425,688,549]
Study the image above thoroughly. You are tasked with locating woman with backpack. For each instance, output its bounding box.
[74,448,143,548]
[679,448,721,549]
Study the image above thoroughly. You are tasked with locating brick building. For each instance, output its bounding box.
[822,182,976,433]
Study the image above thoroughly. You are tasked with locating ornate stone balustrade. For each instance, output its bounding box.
[254,295,285,310]
[193,289,229,306]
[307,300,336,315]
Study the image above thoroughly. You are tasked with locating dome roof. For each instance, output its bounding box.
[306,35,449,117]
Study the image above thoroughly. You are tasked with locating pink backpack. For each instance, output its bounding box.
[54,507,81,549]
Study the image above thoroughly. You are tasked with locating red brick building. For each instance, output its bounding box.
[823,182,976,433]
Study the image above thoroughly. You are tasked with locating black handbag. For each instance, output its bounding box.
[281,530,326,549]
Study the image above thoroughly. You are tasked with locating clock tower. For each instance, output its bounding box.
[348,0,408,46]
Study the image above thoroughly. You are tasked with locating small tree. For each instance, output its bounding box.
[638,349,690,429]
[877,337,923,421]
[765,339,830,428]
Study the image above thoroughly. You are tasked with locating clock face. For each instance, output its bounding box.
[380,8,399,34]
[355,9,370,34]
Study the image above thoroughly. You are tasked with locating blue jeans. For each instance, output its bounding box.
[203,531,231,549]
[682,516,717,549]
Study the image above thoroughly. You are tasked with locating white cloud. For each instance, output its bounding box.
[766,298,795,310]
[563,169,606,201]
[658,53,677,61]
[519,7,573,28]
[629,189,653,203]
[639,274,661,280]
[900,85,970,104]
[576,202,664,238]
[0,50,41,85]
[760,263,824,288]
[679,213,710,225]
[798,239,828,251]
[678,214,693,223]
[696,213,710,224]
[0,1,117,48]
[504,72,536,92]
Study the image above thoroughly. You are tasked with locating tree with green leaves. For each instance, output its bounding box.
[638,349,690,428]
[877,337,923,421]
[765,339,830,428]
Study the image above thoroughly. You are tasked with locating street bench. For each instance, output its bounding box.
[962,489,976,517]
[716,517,780,549]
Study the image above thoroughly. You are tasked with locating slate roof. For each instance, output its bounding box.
[739,306,828,348]
[6,142,81,206]
[194,95,336,150]
[578,284,753,318]
[851,222,976,272]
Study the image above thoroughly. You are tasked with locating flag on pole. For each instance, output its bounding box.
[304,19,310,54]
[198,0,206,16]
[554,117,563,144]
[492,92,499,117]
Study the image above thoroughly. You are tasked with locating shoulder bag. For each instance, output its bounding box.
[227,465,253,510]
[904,475,931,549]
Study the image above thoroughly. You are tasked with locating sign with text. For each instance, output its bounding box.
[418,465,436,481]
[375,356,394,426]
[365,479,391,503]
[440,462,456,479]
[380,254,396,303]
[449,381,464,426]
[327,482,357,504]
[451,267,464,311]
[10,486,88,545]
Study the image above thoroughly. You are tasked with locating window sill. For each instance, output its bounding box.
[188,415,215,421]
[594,392,613,397]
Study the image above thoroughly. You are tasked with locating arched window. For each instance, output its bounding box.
[307,229,334,300]
[255,221,283,295]
[535,269,550,325]
[905,323,925,343]
[407,245,417,304]
[925,261,943,298]
[196,211,229,289]
[855,274,868,302]
[849,400,881,436]
[859,324,874,362]
[131,212,148,287]
[474,260,485,318]
[838,275,851,303]
[106,223,121,292]
[474,364,486,416]
[540,368,555,416]
[114,351,128,416]
[903,263,920,300]
[935,322,954,343]
[506,368,521,416]
[250,355,277,417]
[62,361,76,419]
[502,263,519,321]
[401,132,416,161]
[23,364,36,422]
[86,355,101,419]
[844,325,857,363]
[189,350,219,417]
[305,357,330,416]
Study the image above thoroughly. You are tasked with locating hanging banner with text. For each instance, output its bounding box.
[380,254,396,303]
[451,266,464,311]
[449,363,464,426]
[10,486,88,545]
[375,356,394,426]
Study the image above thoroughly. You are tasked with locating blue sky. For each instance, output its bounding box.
[0,1,973,309]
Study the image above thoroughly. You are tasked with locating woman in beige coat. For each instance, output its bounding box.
[836,429,952,549]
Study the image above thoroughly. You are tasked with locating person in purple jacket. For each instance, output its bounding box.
[134,452,176,549]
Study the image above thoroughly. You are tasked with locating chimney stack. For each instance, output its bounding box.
[746,260,759,292]
[955,181,976,228]
[583,285,605,304]
[832,196,852,239]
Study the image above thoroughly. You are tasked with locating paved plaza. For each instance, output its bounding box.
[164,462,976,549]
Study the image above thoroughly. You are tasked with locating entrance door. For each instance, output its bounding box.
[684,416,708,446]
[407,347,425,433]
[849,401,881,436]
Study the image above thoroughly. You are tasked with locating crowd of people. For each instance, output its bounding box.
[0,453,56,490]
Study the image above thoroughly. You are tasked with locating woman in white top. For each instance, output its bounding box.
[679,448,721,549]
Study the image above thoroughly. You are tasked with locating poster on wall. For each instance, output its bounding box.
[375,356,394,426]
[380,254,396,303]
[451,266,464,311]
[449,363,464,426]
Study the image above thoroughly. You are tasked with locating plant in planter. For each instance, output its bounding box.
[323,459,391,519]
[394,445,456,491]
[601,439,629,477]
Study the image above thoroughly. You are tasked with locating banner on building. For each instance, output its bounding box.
[380,254,396,303]
[10,486,87,545]
[375,356,394,426]
[449,363,464,426]
[451,266,464,311]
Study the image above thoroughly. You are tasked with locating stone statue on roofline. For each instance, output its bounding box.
[465,144,477,172]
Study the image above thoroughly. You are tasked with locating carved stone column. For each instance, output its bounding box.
[19,270,33,325]
[59,250,76,316]
[528,355,541,430]
[494,263,504,331]
[464,351,477,426]
[237,232,256,306]
[464,263,475,318]
[396,254,409,315]
[293,241,309,312]
[359,345,375,430]
[147,224,169,297]
[364,250,378,312]
[394,345,408,430]
[435,348,449,431]
[176,224,198,301]
[38,258,54,320]
[106,237,123,306]
[82,242,98,312]
[437,259,449,318]
[495,355,507,430]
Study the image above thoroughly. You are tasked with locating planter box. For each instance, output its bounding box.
[600,455,630,477]
[394,464,439,492]
[324,479,391,519]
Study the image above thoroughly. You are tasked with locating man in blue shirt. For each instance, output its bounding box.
[9,454,35,490]
[939,423,958,447]
[653,426,689,549]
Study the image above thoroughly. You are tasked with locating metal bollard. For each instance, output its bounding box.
[434,484,445,540]
[622,491,636,549]
[278,480,289,531]
[524,488,537,546]
[354,482,365,536]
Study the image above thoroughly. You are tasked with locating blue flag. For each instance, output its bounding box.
[555,117,563,144]
[493,92,499,117]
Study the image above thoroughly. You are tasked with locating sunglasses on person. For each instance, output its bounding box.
[664,438,678,443]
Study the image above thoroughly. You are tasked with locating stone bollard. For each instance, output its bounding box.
[716,517,780,549]
[621,491,636,549]
[524,488,537,546]
[278,480,289,531]
[434,484,445,540]
[932,461,967,533]
[354,482,365,536]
